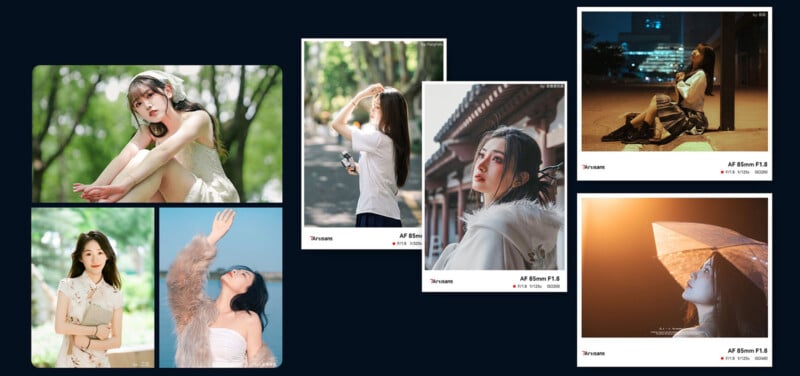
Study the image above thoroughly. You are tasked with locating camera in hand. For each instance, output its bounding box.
[340,151,356,174]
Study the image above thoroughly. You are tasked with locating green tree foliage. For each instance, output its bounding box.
[32,65,282,203]
[31,207,155,325]
[304,40,444,134]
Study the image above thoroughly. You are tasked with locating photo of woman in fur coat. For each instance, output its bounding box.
[166,209,276,367]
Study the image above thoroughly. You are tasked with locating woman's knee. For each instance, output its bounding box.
[653,94,671,105]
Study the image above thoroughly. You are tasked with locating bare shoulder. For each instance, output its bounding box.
[182,110,212,127]
[180,110,214,146]
[235,310,262,327]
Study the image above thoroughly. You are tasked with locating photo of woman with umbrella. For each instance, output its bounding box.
[578,194,772,367]
[580,195,771,338]
[652,222,768,337]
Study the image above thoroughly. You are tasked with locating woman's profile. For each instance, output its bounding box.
[54,230,123,367]
[166,209,275,367]
[601,43,716,145]
[329,83,411,227]
[73,70,239,203]
[432,126,563,270]
[674,252,767,337]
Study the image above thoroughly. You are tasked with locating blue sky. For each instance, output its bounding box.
[159,207,282,273]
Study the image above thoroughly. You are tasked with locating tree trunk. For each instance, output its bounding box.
[222,67,281,201]
[398,42,408,85]
[32,68,101,202]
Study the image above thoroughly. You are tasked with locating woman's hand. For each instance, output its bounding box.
[355,83,384,102]
[675,72,685,82]
[79,184,128,203]
[347,162,359,176]
[73,335,91,349]
[207,209,236,246]
[331,83,384,142]
[95,324,111,339]
[73,183,96,202]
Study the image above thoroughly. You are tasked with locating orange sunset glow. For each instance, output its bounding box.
[581,197,768,337]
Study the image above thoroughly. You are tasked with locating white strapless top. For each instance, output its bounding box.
[208,327,246,367]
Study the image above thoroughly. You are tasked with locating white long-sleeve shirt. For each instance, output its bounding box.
[676,70,707,112]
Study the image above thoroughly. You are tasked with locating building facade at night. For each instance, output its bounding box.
[614,12,768,87]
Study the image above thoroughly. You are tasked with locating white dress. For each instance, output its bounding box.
[208,327,247,367]
[432,200,563,270]
[174,141,240,203]
[55,272,123,368]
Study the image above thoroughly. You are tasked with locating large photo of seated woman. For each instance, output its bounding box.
[158,207,283,368]
[577,8,771,181]
[581,10,768,152]
[32,65,283,203]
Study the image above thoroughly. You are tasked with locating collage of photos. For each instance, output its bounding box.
[31,65,284,368]
[30,5,776,372]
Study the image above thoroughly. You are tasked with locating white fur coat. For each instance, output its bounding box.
[432,200,563,270]
[167,235,276,367]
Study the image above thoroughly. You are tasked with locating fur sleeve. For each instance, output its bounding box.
[246,343,278,368]
[166,235,216,331]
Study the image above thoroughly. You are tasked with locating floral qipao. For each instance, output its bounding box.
[55,272,123,368]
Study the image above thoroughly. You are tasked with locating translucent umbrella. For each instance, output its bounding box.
[652,221,768,295]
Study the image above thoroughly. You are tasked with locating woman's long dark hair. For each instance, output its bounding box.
[683,252,767,337]
[69,230,121,289]
[227,265,269,332]
[683,42,716,96]
[472,126,554,206]
[127,75,228,159]
[377,88,410,187]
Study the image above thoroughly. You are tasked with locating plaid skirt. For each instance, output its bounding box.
[654,94,708,135]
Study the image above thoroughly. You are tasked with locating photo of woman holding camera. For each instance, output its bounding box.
[329,83,411,227]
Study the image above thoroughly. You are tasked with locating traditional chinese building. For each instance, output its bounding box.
[424,84,565,268]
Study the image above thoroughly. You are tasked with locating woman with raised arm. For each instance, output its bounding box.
[329,83,411,227]
[167,209,275,367]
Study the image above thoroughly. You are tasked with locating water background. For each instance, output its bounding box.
[158,278,283,367]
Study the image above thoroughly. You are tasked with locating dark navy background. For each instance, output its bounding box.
[19,0,788,374]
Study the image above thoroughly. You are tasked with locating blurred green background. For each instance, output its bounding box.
[303,40,445,154]
[31,207,154,367]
